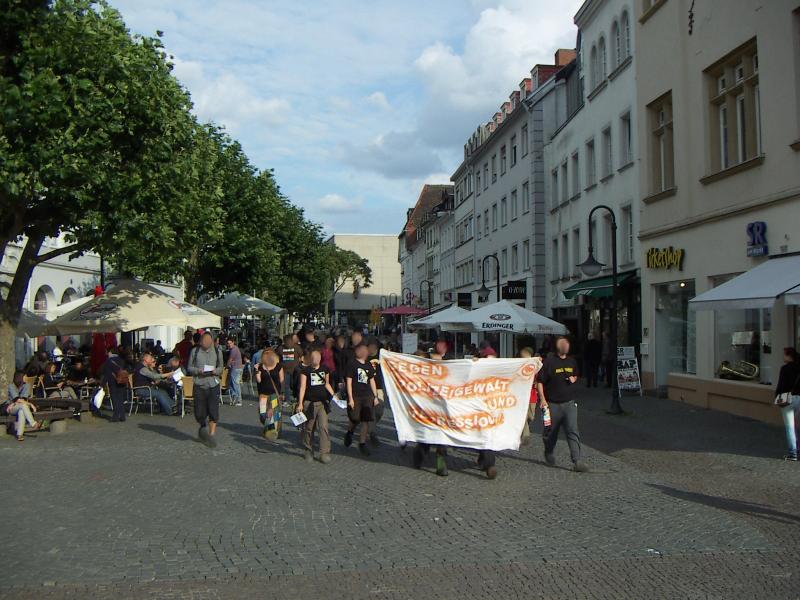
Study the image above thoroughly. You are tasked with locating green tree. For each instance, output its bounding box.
[0,0,209,388]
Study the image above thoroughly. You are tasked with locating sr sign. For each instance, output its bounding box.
[746,221,768,257]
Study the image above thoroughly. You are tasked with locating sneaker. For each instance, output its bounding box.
[304,450,313,463]
[544,452,556,467]
[369,432,380,447]
[344,430,353,447]
[359,443,370,456]
[784,454,798,462]
[412,445,424,469]
[485,466,498,480]
[234,399,243,407]
[320,454,332,464]
[573,461,590,473]
[436,454,449,477]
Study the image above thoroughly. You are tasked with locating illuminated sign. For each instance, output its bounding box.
[646,247,685,270]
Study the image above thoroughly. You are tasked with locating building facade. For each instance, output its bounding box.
[328,233,401,328]
[545,0,642,363]
[636,0,800,422]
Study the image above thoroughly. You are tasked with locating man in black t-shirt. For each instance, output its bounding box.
[537,337,589,473]
[344,343,378,456]
[298,348,336,463]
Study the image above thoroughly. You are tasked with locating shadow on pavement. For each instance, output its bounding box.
[137,423,197,442]
[648,483,800,524]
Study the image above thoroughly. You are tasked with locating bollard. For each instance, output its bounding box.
[50,420,68,435]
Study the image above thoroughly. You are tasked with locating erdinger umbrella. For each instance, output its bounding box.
[440,300,568,335]
[200,292,284,317]
[43,279,221,334]
[407,304,469,329]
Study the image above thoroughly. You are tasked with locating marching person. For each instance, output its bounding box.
[344,342,378,456]
[366,337,385,446]
[537,337,589,472]
[519,347,541,446]
[255,349,284,440]
[226,338,244,407]
[187,331,224,447]
[412,348,450,477]
[298,348,335,463]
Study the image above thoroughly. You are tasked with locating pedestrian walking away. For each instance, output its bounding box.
[226,338,244,406]
[187,332,224,447]
[298,348,336,463]
[537,337,589,472]
[101,346,130,423]
[255,350,284,440]
[345,342,379,456]
[774,347,800,461]
[583,333,602,388]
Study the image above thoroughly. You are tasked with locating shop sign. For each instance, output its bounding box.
[646,246,684,271]
[502,279,527,300]
[746,221,768,257]
[457,292,473,308]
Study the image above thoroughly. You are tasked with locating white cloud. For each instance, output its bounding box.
[340,131,444,180]
[366,91,391,110]
[318,193,364,213]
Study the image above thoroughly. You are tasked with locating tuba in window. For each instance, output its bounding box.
[717,360,759,381]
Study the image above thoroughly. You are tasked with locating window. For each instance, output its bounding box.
[500,197,507,226]
[602,127,613,177]
[590,44,598,89]
[654,281,697,384]
[622,205,634,263]
[491,154,497,182]
[551,238,559,280]
[598,37,607,80]
[612,21,620,68]
[476,170,481,194]
[706,40,761,172]
[561,162,568,203]
[492,203,498,230]
[484,209,489,235]
[602,214,613,265]
[483,163,489,189]
[522,181,530,213]
[648,91,674,193]
[511,189,518,220]
[571,152,580,197]
[621,11,630,59]
[620,112,632,165]
[511,244,518,273]
[501,248,508,277]
[510,135,517,167]
[586,138,596,186]
[572,228,580,277]
[500,145,507,175]
[522,239,530,270]
[551,169,559,208]
[561,233,569,279]
[589,218,597,260]
[521,124,529,157]
[477,214,481,239]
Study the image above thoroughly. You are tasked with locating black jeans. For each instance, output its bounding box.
[478,450,496,469]
[109,384,127,421]
[585,362,599,387]
[543,401,581,462]
[194,385,220,427]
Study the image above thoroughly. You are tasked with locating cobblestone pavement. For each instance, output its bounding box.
[1,387,798,599]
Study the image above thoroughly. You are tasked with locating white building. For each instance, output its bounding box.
[327,233,401,328]
[545,0,641,359]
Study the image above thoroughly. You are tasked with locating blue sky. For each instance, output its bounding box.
[114,0,582,235]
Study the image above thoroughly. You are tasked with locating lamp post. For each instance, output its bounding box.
[388,292,398,307]
[476,255,501,303]
[420,280,434,315]
[577,204,623,415]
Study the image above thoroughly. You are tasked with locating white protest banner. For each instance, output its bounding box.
[379,349,542,451]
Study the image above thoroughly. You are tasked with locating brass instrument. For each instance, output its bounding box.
[717,360,760,381]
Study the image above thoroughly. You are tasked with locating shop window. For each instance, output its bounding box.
[654,281,696,386]
[712,274,773,383]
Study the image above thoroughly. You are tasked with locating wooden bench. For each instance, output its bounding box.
[1,404,79,437]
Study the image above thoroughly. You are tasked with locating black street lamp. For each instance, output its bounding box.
[420,280,434,315]
[388,292,398,307]
[476,255,501,303]
[577,204,623,415]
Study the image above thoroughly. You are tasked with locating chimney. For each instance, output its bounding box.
[509,90,520,110]
[519,78,533,99]
[555,48,577,66]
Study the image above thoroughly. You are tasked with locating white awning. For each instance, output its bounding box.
[786,284,800,306]
[689,255,800,310]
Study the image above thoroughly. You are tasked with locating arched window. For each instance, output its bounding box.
[34,285,54,313]
[60,288,77,305]
[598,37,607,79]
[621,11,631,58]
[611,21,620,68]
[590,44,598,89]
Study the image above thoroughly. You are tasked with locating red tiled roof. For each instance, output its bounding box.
[402,184,453,250]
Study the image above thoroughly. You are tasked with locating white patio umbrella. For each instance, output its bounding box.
[407,304,469,329]
[16,309,50,337]
[46,294,92,320]
[42,279,221,335]
[200,292,284,317]
[440,299,568,335]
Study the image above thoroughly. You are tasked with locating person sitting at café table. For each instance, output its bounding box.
[3,371,43,441]
[65,358,94,394]
[133,351,177,415]
[43,361,78,401]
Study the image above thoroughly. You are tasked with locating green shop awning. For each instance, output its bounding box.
[563,271,637,300]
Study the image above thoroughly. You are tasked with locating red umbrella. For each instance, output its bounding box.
[381,304,427,316]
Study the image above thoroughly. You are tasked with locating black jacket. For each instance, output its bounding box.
[775,361,800,395]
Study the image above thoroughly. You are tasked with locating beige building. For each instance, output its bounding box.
[636,0,800,423]
[327,234,401,328]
